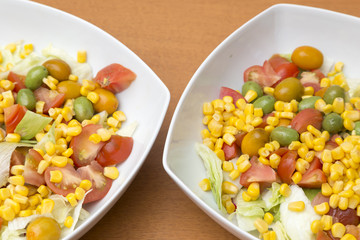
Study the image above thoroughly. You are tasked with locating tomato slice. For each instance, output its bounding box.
[345,225,360,239]
[244,62,281,87]
[311,192,329,207]
[303,82,321,93]
[7,71,26,92]
[4,104,27,133]
[234,132,246,148]
[222,142,239,161]
[290,108,323,134]
[94,63,136,93]
[277,150,297,184]
[269,54,299,80]
[316,231,333,240]
[44,164,82,196]
[95,135,133,167]
[219,87,245,103]
[240,156,278,188]
[33,87,65,113]
[77,161,113,204]
[258,112,275,128]
[70,124,106,167]
[297,169,327,188]
[11,149,26,166]
[328,208,360,226]
[23,149,45,187]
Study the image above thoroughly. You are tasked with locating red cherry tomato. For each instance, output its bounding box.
[303,82,321,93]
[222,142,239,161]
[297,169,327,188]
[327,208,360,226]
[269,54,299,80]
[277,150,297,184]
[23,149,45,187]
[219,87,245,103]
[77,161,113,203]
[244,61,281,87]
[44,164,82,196]
[70,124,106,167]
[240,156,278,188]
[94,63,136,93]
[316,230,333,240]
[7,72,26,92]
[4,104,27,133]
[95,135,133,167]
[290,108,323,134]
[33,87,65,113]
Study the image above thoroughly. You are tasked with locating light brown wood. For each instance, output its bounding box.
[31,0,360,239]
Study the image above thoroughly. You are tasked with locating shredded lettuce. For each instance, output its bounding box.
[0,142,34,187]
[280,185,320,240]
[15,111,52,140]
[116,121,138,137]
[34,123,56,153]
[195,143,225,213]
[262,182,284,211]
[271,221,291,240]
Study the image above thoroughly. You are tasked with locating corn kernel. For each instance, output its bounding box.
[280,183,291,197]
[311,219,324,234]
[321,215,333,231]
[291,172,302,184]
[104,166,119,180]
[8,175,25,186]
[41,199,55,214]
[222,181,239,195]
[79,179,92,191]
[254,218,268,234]
[199,178,211,191]
[314,202,330,215]
[341,234,357,240]
[247,183,260,198]
[66,193,78,207]
[0,205,15,221]
[10,165,25,176]
[225,200,236,214]
[5,133,21,143]
[77,50,87,63]
[331,222,346,238]
[288,201,305,212]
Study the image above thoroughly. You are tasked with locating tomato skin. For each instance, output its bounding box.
[23,149,45,187]
[222,142,239,161]
[291,46,324,70]
[7,72,26,92]
[291,108,323,134]
[4,104,27,133]
[298,169,327,188]
[244,61,281,87]
[219,87,245,103]
[70,124,106,167]
[234,132,247,148]
[240,156,278,188]
[33,87,65,113]
[44,164,82,196]
[94,63,136,93]
[316,231,333,240]
[277,150,297,184]
[328,208,360,226]
[241,128,269,157]
[269,54,299,80]
[96,135,133,167]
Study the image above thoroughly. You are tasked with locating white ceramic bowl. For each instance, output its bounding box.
[0,0,170,239]
[163,4,360,239]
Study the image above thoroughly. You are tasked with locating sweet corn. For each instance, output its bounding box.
[280,183,291,197]
[247,183,260,198]
[263,87,274,95]
[333,97,345,114]
[0,205,15,221]
[64,216,74,228]
[222,161,234,172]
[338,197,349,210]
[253,218,268,234]
[321,215,333,231]
[344,118,355,131]
[212,99,225,111]
[348,195,360,209]
[10,165,25,176]
[322,183,333,197]
[229,169,240,180]
[311,219,324,234]
[291,172,302,184]
[199,178,211,191]
[41,199,55,214]
[80,179,92,191]
[67,126,82,136]
[15,185,29,197]
[8,175,25,186]
[214,149,225,161]
[50,170,63,183]
[62,148,74,158]
[331,222,346,238]
[242,191,252,202]
[244,90,258,102]
[77,50,87,63]
[223,133,235,146]
[269,153,281,169]
[4,198,20,214]
[341,234,357,240]
[12,194,28,205]
[74,187,86,201]
[222,181,239,195]
[5,133,21,143]
[288,201,305,212]
[225,200,236,214]
[329,194,340,209]
[104,166,119,180]
[264,212,274,225]
[0,188,11,200]
[66,193,78,207]
[314,202,330,215]
[87,91,100,104]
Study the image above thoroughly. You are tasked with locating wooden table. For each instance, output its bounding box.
[31,0,360,239]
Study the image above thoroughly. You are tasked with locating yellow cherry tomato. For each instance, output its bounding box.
[93,88,118,114]
[274,77,304,102]
[291,46,323,70]
[241,128,269,156]
[57,80,81,100]
[43,59,71,81]
[26,217,61,240]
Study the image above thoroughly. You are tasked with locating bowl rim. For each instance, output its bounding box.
[162,3,358,239]
[1,0,170,239]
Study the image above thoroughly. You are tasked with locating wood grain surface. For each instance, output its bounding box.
[31,0,360,239]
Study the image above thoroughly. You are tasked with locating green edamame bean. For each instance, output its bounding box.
[322,113,343,134]
[16,89,36,110]
[25,66,48,90]
[253,95,276,114]
[270,126,299,146]
[355,121,360,135]
[74,96,94,122]
[323,85,345,104]
[242,81,263,101]
[298,96,321,111]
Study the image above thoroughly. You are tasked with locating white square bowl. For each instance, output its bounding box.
[163,4,360,240]
[0,0,170,239]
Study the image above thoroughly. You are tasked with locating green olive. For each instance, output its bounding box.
[253,95,276,114]
[355,121,360,135]
[322,113,343,134]
[298,96,321,111]
[26,217,61,240]
[16,89,36,110]
[74,96,94,122]
[242,81,263,101]
[273,77,304,102]
[43,59,71,81]
[270,126,299,146]
[25,66,48,90]
[323,85,345,104]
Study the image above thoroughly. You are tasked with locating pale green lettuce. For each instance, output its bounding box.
[15,111,52,140]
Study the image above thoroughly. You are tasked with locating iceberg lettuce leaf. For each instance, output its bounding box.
[15,111,52,140]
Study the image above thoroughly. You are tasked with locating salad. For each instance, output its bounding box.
[197,46,360,240]
[0,41,137,239]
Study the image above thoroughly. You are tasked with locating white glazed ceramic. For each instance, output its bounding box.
[0,0,170,239]
[163,4,360,239]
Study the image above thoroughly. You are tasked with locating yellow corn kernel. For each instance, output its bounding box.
[222,161,234,172]
[251,117,263,127]
[263,87,274,96]
[104,166,119,180]
[214,149,225,161]
[348,195,360,209]
[12,193,28,205]
[80,86,90,96]
[28,194,42,207]
[274,101,285,111]
[264,212,274,225]
[333,97,345,114]
[68,74,78,81]
[89,133,102,144]
[247,183,260,198]
[203,138,214,150]
[74,187,85,201]
[97,128,112,142]
[315,98,327,111]
[0,205,15,221]
[4,198,20,214]
[64,215,74,228]
[301,132,314,149]
[225,200,236,214]
[244,90,258,102]
[332,147,345,160]
[254,108,263,118]
[259,156,270,165]
[269,153,281,169]
[331,222,346,238]
[333,180,344,194]
[43,77,57,90]
[5,43,17,53]
[50,170,63,183]
[291,172,302,184]
[321,149,333,163]
[279,112,295,119]
[224,102,235,113]
[242,191,252,202]
[338,197,349,210]
[0,80,14,91]
[208,119,223,138]
[8,175,25,186]
[339,189,354,198]
[341,234,357,240]
[222,181,239,195]
[288,141,302,150]
[214,138,224,150]
[263,231,277,240]
[334,61,344,72]
[41,199,55,214]
[306,125,321,138]
[77,50,87,63]
[62,148,74,158]
[66,193,78,207]
[329,193,340,209]
[304,86,314,96]
[229,169,240,180]
[0,188,11,200]
[37,185,49,198]
[222,133,235,146]
[19,209,33,217]
[253,218,268,234]
[295,158,310,174]
[0,51,2,64]
[321,215,333,231]
[258,147,270,158]
[66,126,82,137]
[87,91,100,104]
[199,178,211,191]
[314,202,330,215]
[10,165,24,176]
[212,99,225,112]
[15,185,29,197]
[222,95,233,103]
[280,183,291,197]
[51,156,68,168]
[297,144,309,159]
[5,133,21,143]
[321,183,333,197]
[267,116,279,127]
[288,201,305,212]
[79,179,92,191]
[311,219,324,234]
